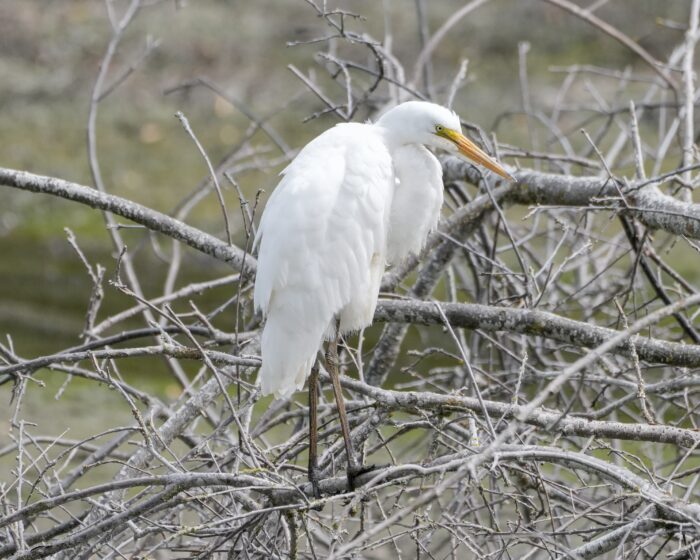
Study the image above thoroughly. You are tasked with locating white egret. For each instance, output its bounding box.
[253,101,512,490]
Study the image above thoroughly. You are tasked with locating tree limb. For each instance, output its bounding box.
[441,156,700,239]
[374,299,700,368]
[0,167,255,274]
[335,374,700,448]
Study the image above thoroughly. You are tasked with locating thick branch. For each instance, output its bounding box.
[336,375,700,448]
[0,344,259,379]
[0,167,255,273]
[441,156,700,239]
[0,473,270,531]
[3,163,700,273]
[374,299,700,369]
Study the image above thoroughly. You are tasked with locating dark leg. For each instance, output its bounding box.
[308,362,321,498]
[326,326,361,489]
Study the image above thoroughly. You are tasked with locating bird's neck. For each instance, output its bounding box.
[377,125,423,154]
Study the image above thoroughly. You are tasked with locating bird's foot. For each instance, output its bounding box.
[346,463,386,491]
[308,466,322,501]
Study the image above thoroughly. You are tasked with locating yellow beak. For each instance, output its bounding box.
[442,129,514,181]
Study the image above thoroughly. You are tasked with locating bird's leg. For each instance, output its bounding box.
[307,362,321,499]
[326,325,361,490]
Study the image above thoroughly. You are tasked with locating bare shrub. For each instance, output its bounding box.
[1,1,700,558]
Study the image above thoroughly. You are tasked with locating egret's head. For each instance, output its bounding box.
[377,101,513,181]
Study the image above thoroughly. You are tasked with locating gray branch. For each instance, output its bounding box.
[3,444,694,559]
[0,167,255,274]
[2,162,699,279]
[442,156,700,239]
[335,374,700,448]
[374,299,700,369]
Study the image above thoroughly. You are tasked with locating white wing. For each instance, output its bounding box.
[254,123,394,398]
[386,145,443,264]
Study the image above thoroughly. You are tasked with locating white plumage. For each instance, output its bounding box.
[253,101,511,398]
[386,144,443,264]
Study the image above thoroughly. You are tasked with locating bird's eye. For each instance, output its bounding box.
[435,125,444,133]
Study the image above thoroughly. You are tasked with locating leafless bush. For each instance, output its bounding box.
[2,1,700,558]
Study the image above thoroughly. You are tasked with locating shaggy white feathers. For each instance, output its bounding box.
[254,102,451,398]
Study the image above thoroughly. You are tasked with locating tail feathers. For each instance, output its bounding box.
[259,310,325,399]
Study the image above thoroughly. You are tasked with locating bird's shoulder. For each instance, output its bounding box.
[255,123,393,246]
[271,123,392,203]
[287,122,390,170]
[253,122,394,313]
